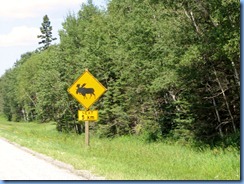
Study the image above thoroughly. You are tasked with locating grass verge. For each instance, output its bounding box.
[0,117,240,180]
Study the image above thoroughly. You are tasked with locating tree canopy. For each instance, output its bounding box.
[0,0,240,148]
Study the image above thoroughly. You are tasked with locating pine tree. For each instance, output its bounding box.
[37,15,57,50]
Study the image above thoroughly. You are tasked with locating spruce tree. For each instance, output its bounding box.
[37,15,57,50]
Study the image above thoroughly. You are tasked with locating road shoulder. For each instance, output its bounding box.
[0,137,105,180]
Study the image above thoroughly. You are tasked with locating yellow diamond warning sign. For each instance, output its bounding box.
[68,70,107,109]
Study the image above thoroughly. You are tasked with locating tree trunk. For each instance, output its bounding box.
[213,67,236,133]
[231,60,240,87]
[212,97,224,138]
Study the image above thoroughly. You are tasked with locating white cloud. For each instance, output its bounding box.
[0,0,86,19]
[0,26,40,47]
[0,1,88,47]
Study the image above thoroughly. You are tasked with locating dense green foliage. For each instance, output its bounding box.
[0,0,240,148]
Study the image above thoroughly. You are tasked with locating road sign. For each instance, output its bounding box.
[78,110,98,121]
[68,70,107,109]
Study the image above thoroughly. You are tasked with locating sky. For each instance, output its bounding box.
[0,0,107,77]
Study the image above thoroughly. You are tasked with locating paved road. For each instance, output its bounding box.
[0,138,87,180]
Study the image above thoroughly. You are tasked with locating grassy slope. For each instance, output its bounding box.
[0,117,240,180]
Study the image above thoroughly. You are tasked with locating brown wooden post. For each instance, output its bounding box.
[85,121,90,146]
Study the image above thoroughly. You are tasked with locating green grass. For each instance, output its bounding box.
[0,117,240,180]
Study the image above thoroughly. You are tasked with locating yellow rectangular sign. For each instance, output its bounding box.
[78,110,98,121]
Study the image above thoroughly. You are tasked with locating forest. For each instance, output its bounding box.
[0,0,240,148]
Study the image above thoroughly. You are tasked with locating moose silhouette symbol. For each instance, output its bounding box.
[76,83,95,99]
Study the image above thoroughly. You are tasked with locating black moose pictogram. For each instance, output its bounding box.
[76,83,95,99]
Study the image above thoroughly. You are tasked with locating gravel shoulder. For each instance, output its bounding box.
[0,137,105,180]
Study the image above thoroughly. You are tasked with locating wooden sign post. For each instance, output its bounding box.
[85,121,89,146]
